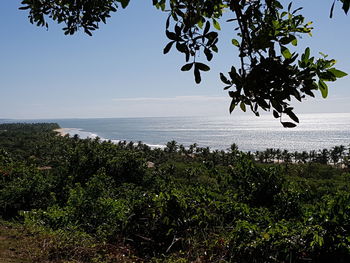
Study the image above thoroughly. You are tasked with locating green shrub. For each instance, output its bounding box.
[0,164,55,218]
[231,156,285,207]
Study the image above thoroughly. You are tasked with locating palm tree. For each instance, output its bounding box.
[200,147,210,158]
[265,148,275,163]
[275,149,282,163]
[329,145,346,166]
[317,149,329,164]
[309,150,317,163]
[255,151,265,163]
[339,145,346,165]
[126,141,134,150]
[188,143,198,154]
[282,149,292,163]
[211,150,221,165]
[300,151,309,163]
[293,151,301,163]
[229,143,239,163]
[165,140,178,153]
[178,144,186,155]
[229,143,239,153]
[344,145,350,168]
[118,140,127,148]
[220,150,228,165]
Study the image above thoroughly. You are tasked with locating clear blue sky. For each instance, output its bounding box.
[0,0,349,119]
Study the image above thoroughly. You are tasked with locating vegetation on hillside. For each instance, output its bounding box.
[1,123,350,262]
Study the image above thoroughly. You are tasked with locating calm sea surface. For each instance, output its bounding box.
[3,113,350,152]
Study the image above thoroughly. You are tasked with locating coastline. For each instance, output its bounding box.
[53,127,167,149]
[53,128,70,136]
[50,113,350,152]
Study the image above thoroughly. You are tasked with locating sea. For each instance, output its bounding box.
[1,113,350,152]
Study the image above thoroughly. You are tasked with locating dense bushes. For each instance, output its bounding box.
[0,164,56,218]
[1,123,350,262]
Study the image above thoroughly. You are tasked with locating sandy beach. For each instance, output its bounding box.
[53,128,70,136]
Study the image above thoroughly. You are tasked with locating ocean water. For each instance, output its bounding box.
[37,113,350,152]
[1,113,349,152]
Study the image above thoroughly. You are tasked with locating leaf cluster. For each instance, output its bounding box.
[19,0,126,35]
[219,1,347,127]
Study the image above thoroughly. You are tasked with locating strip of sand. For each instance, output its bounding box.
[53,128,70,136]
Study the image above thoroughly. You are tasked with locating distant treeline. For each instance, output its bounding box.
[1,123,350,262]
[117,139,350,167]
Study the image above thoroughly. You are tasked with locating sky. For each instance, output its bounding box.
[0,0,349,119]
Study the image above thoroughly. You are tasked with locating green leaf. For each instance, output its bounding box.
[213,19,221,30]
[292,7,303,14]
[166,30,180,41]
[240,102,246,112]
[229,100,236,113]
[342,0,350,14]
[304,47,310,61]
[285,109,299,123]
[318,79,328,98]
[281,46,292,59]
[176,42,187,53]
[194,68,201,84]
[119,0,130,8]
[181,63,193,71]
[328,68,348,78]
[273,110,280,118]
[206,32,218,40]
[203,21,210,35]
[231,39,240,47]
[280,37,292,45]
[19,5,30,10]
[84,29,92,36]
[275,1,283,9]
[229,66,238,81]
[281,122,297,128]
[175,24,181,35]
[197,19,204,29]
[163,41,174,54]
[195,63,210,72]
[319,52,328,58]
[166,16,170,29]
[204,48,213,61]
[220,73,230,85]
[319,71,337,81]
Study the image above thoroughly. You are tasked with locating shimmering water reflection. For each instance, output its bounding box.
[51,113,350,152]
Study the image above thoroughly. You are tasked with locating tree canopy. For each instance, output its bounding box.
[19,0,348,126]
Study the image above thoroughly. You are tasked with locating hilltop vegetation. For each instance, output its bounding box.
[1,123,350,262]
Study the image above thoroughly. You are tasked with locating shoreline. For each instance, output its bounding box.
[51,122,350,153]
[53,127,167,149]
[53,128,71,136]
